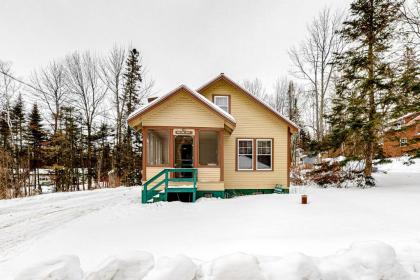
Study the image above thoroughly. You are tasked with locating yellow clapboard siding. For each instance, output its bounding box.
[198,168,220,182]
[141,90,224,128]
[198,182,224,191]
[201,80,288,189]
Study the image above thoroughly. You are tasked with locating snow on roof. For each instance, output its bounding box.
[127,84,236,124]
[388,112,419,124]
[197,73,299,131]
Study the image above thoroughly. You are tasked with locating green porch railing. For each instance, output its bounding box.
[141,168,198,204]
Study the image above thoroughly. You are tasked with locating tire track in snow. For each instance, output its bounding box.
[0,187,140,261]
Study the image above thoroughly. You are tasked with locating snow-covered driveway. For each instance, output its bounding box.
[0,158,419,279]
[0,187,140,259]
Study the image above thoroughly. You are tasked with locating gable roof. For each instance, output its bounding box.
[197,73,299,132]
[127,84,236,126]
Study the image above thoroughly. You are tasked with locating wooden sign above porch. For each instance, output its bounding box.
[173,128,195,136]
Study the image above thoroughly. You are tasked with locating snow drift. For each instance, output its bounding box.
[16,241,415,280]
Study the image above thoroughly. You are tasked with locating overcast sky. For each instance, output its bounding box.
[1,0,350,96]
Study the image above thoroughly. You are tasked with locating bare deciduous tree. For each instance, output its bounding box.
[271,77,290,116]
[243,78,269,101]
[100,46,126,146]
[31,61,68,134]
[289,7,344,140]
[401,0,420,41]
[65,51,107,190]
[0,61,18,139]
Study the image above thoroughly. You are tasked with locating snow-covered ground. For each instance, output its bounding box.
[0,158,419,279]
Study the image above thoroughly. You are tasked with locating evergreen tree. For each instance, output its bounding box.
[119,48,143,186]
[124,48,143,115]
[94,122,111,187]
[330,0,402,182]
[61,106,81,191]
[27,103,46,191]
[0,110,10,149]
[11,94,27,196]
[392,46,420,117]
[11,94,25,151]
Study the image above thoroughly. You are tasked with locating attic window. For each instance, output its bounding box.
[213,95,230,113]
[400,138,408,147]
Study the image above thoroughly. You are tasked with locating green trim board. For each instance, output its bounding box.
[196,191,225,199]
[225,189,273,198]
[174,188,290,200]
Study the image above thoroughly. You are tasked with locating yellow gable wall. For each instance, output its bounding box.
[200,80,289,189]
[139,89,225,128]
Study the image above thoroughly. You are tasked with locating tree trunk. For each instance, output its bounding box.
[364,0,375,177]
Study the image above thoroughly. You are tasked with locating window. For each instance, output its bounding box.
[400,138,408,147]
[237,139,253,170]
[237,138,274,171]
[395,119,404,130]
[199,131,219,166]
[147,129,169,165]
[256,139,272,170]
[213,95,229,113]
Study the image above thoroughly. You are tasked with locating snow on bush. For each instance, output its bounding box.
[15,255,83,280]
[197,252,265,280]
[317,241,410,280]
[259,253,321,280]
[142,255,196,280]
[16,241,417,280]
[85,251,154,280]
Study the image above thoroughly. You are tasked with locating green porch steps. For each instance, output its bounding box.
[142,168,198,204]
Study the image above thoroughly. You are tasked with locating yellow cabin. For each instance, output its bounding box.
[127,73,298,203]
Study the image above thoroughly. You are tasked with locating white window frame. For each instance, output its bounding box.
[237,139,254,171]
[256,139,273,171]
[400,138,408,147]
[214,95,229,113]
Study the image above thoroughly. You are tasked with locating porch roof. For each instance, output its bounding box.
[127,84,236,128]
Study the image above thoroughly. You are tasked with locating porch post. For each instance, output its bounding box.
[219,129,224,182]
[169,128,174,168]
[193,128,199,168]
[142,127,148,181]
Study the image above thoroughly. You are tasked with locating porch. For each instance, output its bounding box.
[142,127,226,203]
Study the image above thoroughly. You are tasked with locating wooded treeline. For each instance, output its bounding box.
[0,47,153,198]
[1,0,419,197]
[243,0,419,184]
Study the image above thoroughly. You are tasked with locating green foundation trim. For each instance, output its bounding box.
[192,188,290,200]
[196,191,225,199]
[225,189,272,198]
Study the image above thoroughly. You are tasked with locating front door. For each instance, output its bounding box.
[174,135,194,178]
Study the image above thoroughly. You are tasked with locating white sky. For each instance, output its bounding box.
[0,0,350,96]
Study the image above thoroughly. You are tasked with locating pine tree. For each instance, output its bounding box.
[124,49,143,115]
[11,94,27,196]
[95,122,111,188]
[331,0,402,182]
[393,46,420,117]
[11,94,25,151]
[120,48,143,186]
[0,110,10,149]
[61,106,81,191]
[27,103,45,191]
